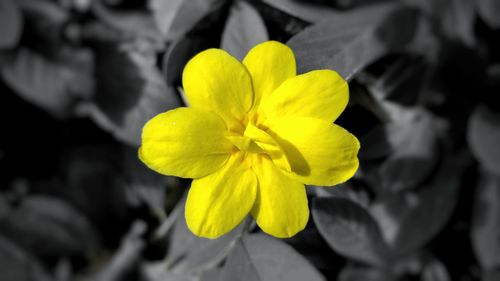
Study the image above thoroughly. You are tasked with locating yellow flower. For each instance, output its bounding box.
[139,41,360,239]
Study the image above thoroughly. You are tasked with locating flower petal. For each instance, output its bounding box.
[260,70,348,123]
[264,117,360,186]
[243,41,296,110]
[251,155,309,238]
[186,153,257,238]
[139,107,233,179]
[182,48,254,128]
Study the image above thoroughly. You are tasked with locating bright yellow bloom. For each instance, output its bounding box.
[139,41,360,239]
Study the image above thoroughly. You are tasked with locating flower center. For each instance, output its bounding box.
[227,122,268,154]
[226,120,292,172]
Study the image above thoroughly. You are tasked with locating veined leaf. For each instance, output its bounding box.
[0,196,100,258]
[149,0,185,37]
[378,112,440,193]
[1,48,93,117]
[370,156,464,256]
[221,1,269,61]
[81,42,181,146]
[165,198,246,274]
[220,233,325,281]
[91,0,161,40]
[262,0,342,23]
[287,3,419,80]
[151,0,226,40]
[312,197,389,266]
[163,35,215,86]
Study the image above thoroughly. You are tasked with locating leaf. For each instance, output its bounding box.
[358,124,396,161]
[404,0,475,46]
[287,3,419,80]
[80,42,181,146]
[262,0,342,23]
[163,35,214,86]
[221,1,269,61]
[122,145,169,219]
[482,269,500,281]
[16,0,70,56]
[0,195,9,220]
[359,108,438,160]
[199,267,223,281]
[220,233,325,281]
[370,156,464,256]
[471,171,500,270]
[18,0,67,23]
[55,145,132,245]
[421,258,451,281]
[249,0,309,41]
[90,220,146,281]
[441,0,476,47]
[477,0,500,28]
[140,261,195,281]
[0,235,52,281]
[377,113,440,193]
[0,0,23,49]
[0,50,14,68]
[1,48,93,117]
[150,0,226,40]
[309,182,371,209]
[149,0,185,37]
[338,264,396,281]
[363,54,431,104]
[56,144,171,247]
[91,0,162,40]
[165,198,246,273]
[0,195,100,258]
[312,197,389,266]
[468,105,500,177]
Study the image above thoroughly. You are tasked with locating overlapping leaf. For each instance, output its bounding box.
[220,234,325,281]
[370,156,464,256]
[0,0,23,49]
[221,1,269,61]
[477,0,500,28]
[287,2,419,79]
[165,199,246,274]
[0,196,100,258]
[151,0,226,41]
[82,42,181,146]
[262,0,342,24]
[468,105,500,177]
[1,48,93,117]
[0,235,51,281]
[471,171,500,270]
[312,197,389,266]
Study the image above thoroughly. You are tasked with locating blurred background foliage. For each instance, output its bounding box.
[0,0,500,280]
